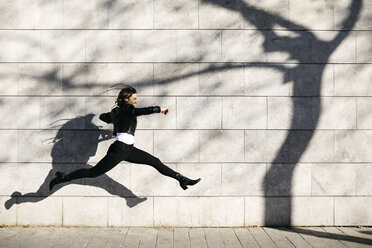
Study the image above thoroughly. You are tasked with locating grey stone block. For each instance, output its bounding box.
[335,130,372,162]
[0,0,24,29]
[266,163,311,196]
[107,63,154,96]
[222,97,266,129]
[18,197,62,226]
[289,0,333,30]
[312,163,359,195]
[291,197,334,226]
[63,0,107,29]
[154,130,199,162]
[177,30,221,62]
[154,63,199,96]
[41,30,85,62]
[357,97,372,129]
[357,31,372,62]
[0,196,17,225]
[130,162,178,196]
[40,97,85,129]
[59,130,111,164]
[245,65,290,96]
[312,31,357,63]
[154,197,200,226]
[108,0,153,29]
[222,30,266,62]
[199,0,245,29]
[0,98,40,130]
[136,97,176,130]
[63,196,108,226]
[289,64,333,97]
[154,0,198,29]
[177,97,221,129]
[222,163,266,196]
[334,0,372,30]
[357,164,372,195]
[18,64,62,96]
[244,197,265,226]
[199,63,245,95]
[176,163,221,196]
[16,97,41,129]
[0,130,17,162]
[85,96,116,131]
[17,129,59,163]
[334,64,372,96]
[0,64,18,95]
[245,130,290,163]
[131,30,177,62]
[265,197,290,226]
[317,97,356,129]
[108,197,153,227]
[200,197,244,226]
[131,130,154,156]
[0,163,23,195]
[266,31,312,63]
[62,64,108,96]
[0,31,40,62]
[86,31,130,62]
[268,97,317,129]
[335,197,372,225]
[0,97,19,129]
[200,130,245,162]
[290,130,334,163]
[258,0,290,29]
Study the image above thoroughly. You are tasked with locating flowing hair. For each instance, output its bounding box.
[115,85,137,107]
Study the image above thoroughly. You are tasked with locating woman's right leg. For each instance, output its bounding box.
[49,141,131,190]
[63,152,122,181]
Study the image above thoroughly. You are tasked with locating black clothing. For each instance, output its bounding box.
[61,141,178,182]
[99,104,161,136]
[49,103,201,191]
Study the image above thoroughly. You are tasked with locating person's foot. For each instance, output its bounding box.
[4,191,22,209]
[49,171,67,191]
[175,173,201,190]
[126,197,147,208]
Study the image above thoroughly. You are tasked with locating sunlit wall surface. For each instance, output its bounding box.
[0,0,371,227]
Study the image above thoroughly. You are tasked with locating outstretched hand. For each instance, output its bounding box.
[161,107,169,115]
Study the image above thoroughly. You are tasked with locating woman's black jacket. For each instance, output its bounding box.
[99,103,161,136]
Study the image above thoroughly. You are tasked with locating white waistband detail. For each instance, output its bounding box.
[116,133,135,145]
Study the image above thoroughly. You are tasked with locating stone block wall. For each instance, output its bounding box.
[0,0,371,227]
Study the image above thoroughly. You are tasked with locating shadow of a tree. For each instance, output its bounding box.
[0,0,363,227]
[199,0,362,225]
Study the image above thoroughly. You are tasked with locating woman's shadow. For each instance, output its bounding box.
[5,114,146,209]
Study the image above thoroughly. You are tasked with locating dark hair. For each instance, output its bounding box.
[116,85,137,107]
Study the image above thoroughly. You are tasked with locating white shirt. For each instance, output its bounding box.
[115,132,135,145]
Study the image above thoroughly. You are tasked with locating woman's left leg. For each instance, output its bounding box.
[125,146,178,178]
[125,146,201,190]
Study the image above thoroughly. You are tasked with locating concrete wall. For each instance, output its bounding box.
[0,0,371,227]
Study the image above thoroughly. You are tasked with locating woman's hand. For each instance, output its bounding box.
[161,107,169,115]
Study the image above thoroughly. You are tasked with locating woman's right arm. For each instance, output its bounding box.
[99,112,112,123]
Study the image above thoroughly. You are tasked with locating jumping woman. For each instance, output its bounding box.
[49,85,201,191]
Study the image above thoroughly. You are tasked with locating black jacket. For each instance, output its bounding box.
[99,104,161,136]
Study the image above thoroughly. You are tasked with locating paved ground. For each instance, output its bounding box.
[0,226,371,248]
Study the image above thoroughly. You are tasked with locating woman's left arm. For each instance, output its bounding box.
[126,104,161,116]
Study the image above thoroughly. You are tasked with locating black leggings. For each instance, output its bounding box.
[65,141,178,181]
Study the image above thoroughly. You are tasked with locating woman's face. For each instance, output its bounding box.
[125,93,137,105]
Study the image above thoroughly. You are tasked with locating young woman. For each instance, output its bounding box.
[49,85,201,191]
